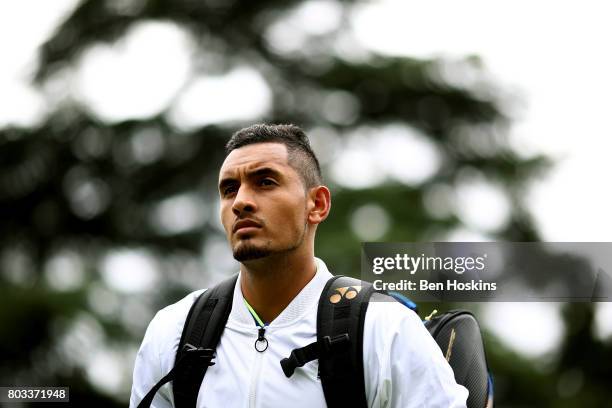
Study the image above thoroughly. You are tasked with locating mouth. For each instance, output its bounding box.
[232,219,262,234]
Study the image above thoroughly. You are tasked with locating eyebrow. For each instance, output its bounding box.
[218,167,282,191]
[250,167,282,178]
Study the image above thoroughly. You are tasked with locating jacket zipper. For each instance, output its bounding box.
[243,298,268,408]
[249,327,266,408]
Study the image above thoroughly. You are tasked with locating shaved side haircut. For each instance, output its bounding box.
[225,124,323,189]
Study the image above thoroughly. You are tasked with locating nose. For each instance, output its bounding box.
[231,185,257,216]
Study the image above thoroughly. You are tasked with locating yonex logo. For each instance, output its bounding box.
[329,286,362,304]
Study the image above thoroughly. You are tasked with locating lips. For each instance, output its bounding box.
[232,219,262,233]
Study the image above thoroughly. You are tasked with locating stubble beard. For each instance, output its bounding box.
[232,223,308,263]
[233,240,273,262]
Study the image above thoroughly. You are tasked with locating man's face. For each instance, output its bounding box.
[218,143,309,262]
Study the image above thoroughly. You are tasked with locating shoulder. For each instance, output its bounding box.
[364,294,429,363]
[139,289,206,368]
[155,289,206,328]
[364,294,446,363]
[130,289,206,407]
[364,293,424,339]
[149,289,206,350]
[362,295,469,407]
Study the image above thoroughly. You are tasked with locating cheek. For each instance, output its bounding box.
[284,198,309,226]
[220,205,233,233]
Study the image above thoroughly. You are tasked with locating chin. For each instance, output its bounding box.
[233,242,272,262]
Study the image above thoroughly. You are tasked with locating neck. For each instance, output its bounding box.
[239,249,317,324]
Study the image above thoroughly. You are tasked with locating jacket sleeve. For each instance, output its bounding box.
[129,311,174,408]
[363,302,469,408]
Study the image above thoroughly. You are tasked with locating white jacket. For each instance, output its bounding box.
[130,258,468,407]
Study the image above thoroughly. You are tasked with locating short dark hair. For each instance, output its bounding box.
[225,124,323,189]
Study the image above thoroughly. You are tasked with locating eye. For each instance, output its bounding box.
[259,178,276,187]
[222,185,238,196]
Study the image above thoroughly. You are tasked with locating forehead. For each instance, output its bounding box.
[219,143,291,177]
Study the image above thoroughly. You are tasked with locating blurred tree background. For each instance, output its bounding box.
[0,0,610,406]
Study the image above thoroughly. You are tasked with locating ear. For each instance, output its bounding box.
[307,185,331,225]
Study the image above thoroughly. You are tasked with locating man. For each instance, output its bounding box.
[130,124,468,407]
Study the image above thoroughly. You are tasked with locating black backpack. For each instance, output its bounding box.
[137,275,493,408]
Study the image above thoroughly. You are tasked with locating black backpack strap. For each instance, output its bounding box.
[317,275,376,408]
[280,341,320,377]
[172,274,238,408]
[136,347,215,408]
[278,276,378,389]
[280,276,377,408]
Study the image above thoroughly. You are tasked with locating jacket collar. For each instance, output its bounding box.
[229,257,333,327]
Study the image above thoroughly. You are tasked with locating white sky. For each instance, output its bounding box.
[352,0,612,242]
[0,0,78,126]
[1,0,612,388]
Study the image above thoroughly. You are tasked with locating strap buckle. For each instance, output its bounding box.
[182,343,216,366]
[322,333,350,352]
